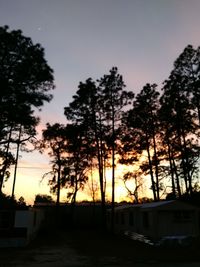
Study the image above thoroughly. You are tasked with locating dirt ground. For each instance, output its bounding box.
[1,228,200,267]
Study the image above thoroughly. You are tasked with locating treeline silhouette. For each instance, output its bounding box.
[0,26,200,222]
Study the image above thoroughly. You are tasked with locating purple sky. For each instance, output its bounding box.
[1,0,200,203]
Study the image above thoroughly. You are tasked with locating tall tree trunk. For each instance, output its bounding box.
[172,157,182,197]
[103,156,107,195]
[145,132,157,201]
[176,121,188,193]
[111,113,115,233]
[12,125,22,199]
[93,114,106,227]
[72,175,78,205]
[90,163,96,204]
[152,132,160,200]
[56,159,61,207]
[176,93,189,193]
[182,131,193,195]
[150,109,160,200]
[133,176,139,203]
[166,138,176,196]
[0,126,13,193]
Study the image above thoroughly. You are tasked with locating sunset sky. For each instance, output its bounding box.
[0,0,200,204]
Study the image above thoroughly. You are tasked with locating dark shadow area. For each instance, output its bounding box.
[1,225,200,266]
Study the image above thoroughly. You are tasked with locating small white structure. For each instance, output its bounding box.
[0,208,44,247]
[107,200,200,243]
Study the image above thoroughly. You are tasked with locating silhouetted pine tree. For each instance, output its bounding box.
[124,83,160,201]
[160,45,200,196]
[98,67,134,230]
[39,123,67,206]
[0,26,54,192]
[64,78,107,226]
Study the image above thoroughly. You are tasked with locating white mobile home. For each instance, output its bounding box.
[0,208,44,247]
[107,200,200,243]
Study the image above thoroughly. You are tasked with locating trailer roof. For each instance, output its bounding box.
[140,200,175,209]
[113,200,199,212]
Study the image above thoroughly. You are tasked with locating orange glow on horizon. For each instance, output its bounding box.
[3,150,153,205]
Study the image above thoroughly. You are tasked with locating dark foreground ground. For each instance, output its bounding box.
[1,227,200,267]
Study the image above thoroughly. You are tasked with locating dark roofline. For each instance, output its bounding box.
[113,200,200,212]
